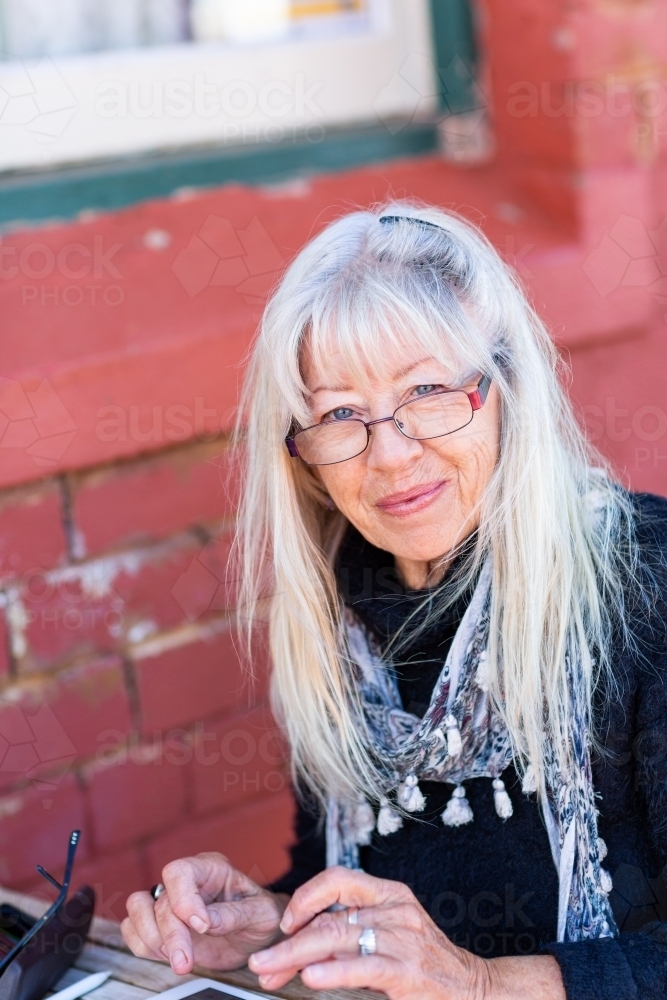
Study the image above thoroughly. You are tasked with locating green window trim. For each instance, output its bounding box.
[429,0,481,116]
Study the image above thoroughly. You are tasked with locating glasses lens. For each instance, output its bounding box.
[395,391,473,440]
[294,419,369,465]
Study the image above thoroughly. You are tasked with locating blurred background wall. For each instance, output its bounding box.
[0,0,666,922]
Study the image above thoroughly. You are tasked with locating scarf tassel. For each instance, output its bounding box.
[442,784,474,827]
[377,798,403,836]
[521,763,538,794]
[597,837,612,894]
[444,713,463,758]
[492,777,514,819]
[397,773,426,813]
[474,650,490,691]
[353,800,376,846]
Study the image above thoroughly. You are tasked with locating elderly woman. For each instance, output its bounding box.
[122,205,667,1000]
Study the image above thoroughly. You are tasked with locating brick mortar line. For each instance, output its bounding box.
[134,784,290,848]
[57,473,79,562]
[0,607,238,699]
[73,763,97,856]
[0,697,273,801]
[0,595,18,681]
[68,431,235,491]
[120,654,142,732]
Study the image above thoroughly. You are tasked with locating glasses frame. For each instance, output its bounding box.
[0,830,80,977]
[285,373,492,467]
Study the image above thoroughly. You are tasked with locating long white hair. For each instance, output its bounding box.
[234,200,638,808]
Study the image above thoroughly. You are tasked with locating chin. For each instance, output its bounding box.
[382,528,457,563]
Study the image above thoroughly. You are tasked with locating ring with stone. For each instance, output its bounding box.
[347,908,359,925]
[358,927,376,956]
[150,883,166,901]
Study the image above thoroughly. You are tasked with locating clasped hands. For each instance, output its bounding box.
[121,852,564,999]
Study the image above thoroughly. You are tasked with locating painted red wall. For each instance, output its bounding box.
[1,0,666,921]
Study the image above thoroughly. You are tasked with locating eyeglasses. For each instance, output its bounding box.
[285,374,492,467]
[0,830,79,975]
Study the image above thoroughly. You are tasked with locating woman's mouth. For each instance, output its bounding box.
[375,480,448,517]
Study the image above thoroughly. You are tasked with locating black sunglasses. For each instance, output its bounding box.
[0,828,95,1000]
[0,830,80,976]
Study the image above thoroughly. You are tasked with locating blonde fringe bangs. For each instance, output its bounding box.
[234,200,639,809]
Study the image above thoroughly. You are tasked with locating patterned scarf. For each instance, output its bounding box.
[326,555,617,943]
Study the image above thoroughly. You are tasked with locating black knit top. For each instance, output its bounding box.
[269,492,667,1000]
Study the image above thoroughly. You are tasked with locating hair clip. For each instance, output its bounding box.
[378,215,444,232]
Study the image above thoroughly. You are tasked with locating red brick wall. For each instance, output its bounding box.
[1,0,667,924]
[0,441,292,920]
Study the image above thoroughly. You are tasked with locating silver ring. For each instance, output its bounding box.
[358,927,376,956]
[150,883,166,901]
[347,908,358,925]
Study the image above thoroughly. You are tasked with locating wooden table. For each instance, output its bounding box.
[0,889,383,1000]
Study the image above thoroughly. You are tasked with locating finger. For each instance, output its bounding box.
[124,891,166,957]
[163,853,263,934]
[281,867,409,934]
[204,895,276,938]
[161,855,227,934]
[353,901,425,934]
[256,970,301,993]
[250,910,380,977]
[153,894,195,974]
[120,915,165,962]
[299,955,399,993]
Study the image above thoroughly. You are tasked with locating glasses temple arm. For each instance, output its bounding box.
[61,830,80,893]
[36,867,62,892]
[469,373,492,410]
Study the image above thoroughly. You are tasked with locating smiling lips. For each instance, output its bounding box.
[375,480,448,517]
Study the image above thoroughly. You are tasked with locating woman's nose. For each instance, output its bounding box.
[365,418,423,471]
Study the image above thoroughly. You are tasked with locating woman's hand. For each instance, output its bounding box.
[248,867,565,1000]
[121,852,288,975]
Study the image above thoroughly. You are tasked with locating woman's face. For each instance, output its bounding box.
[300,337,500,588]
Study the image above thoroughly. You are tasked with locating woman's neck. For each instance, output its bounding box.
[394,554,452,591]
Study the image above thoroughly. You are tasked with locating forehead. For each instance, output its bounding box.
[300,330,466,393]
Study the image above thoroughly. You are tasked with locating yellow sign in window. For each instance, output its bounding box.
[291,0,366,17]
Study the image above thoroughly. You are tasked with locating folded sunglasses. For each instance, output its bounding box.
[0,831,95,1000]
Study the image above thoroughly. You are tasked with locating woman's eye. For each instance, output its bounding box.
[325,407,356,421]
[413,384,440,396]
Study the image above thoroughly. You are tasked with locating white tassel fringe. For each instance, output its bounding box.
[442,785,474,827]
[353,800,376,846]
[600,867,613,895]
[597,836,608,861]
[474,650,490,691]
[377,798,403,836]
[521,764,537,794]
[444,713,462,758]
[492,777,513,819]
[397,773,426,813]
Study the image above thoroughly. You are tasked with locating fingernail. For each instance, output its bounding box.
[280,912,293,933]
[250,949,271,969]
[189,915,208,934]
[172,950,187,971]
[208,908,222,929]
[306,965,324,983]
